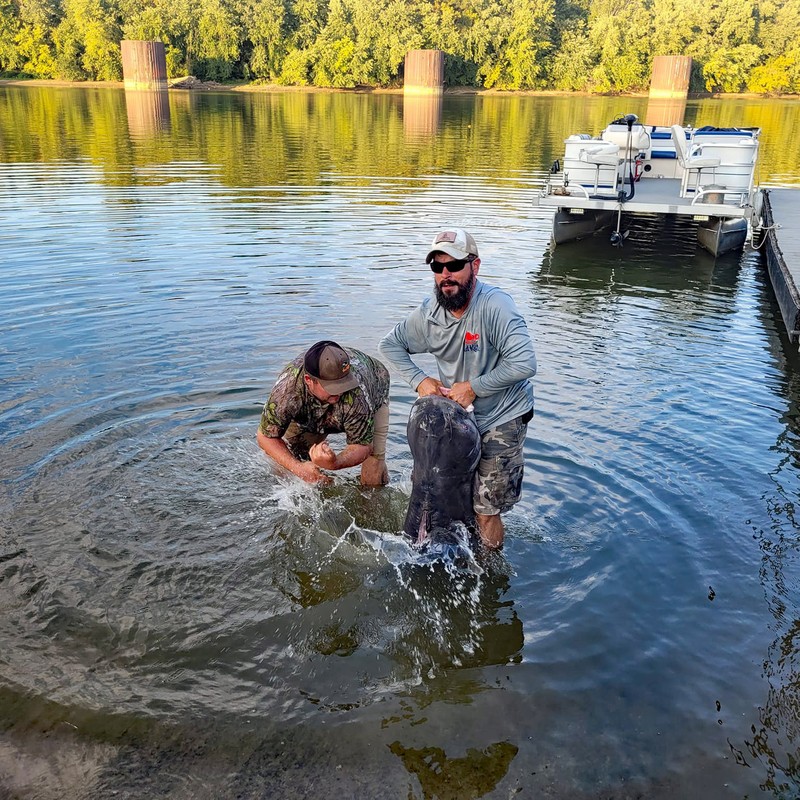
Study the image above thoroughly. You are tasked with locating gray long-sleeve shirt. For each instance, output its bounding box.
[379,280,536,433]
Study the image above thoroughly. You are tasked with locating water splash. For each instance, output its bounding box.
[268,473,327,518]
[356,522,483,577]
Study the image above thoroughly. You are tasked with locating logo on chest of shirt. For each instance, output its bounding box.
[464,331,480,352]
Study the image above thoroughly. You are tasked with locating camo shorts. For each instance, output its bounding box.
[473,410,532,516]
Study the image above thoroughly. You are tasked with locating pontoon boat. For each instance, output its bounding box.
[535,115,765,256]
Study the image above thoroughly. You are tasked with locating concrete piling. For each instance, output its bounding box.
[404,50,444,96]
[121,41,168,91]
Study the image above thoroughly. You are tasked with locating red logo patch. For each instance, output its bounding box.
[465,332,480,343]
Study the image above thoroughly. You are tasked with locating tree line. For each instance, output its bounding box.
[1,0,798,93]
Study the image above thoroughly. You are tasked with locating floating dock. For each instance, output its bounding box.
[763,189,800,342]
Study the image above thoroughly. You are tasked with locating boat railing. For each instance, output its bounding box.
[562,183,591,199]
[690,185,759,217]
[689,131,759,204]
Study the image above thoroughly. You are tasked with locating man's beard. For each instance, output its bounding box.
[435,269,475,312]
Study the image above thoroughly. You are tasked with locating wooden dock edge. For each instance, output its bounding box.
[763,191,800,342]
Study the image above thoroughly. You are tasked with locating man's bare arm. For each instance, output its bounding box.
[257,430,331,485]
[309,442,371,470]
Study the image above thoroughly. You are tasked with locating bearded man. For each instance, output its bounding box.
[379,229,536,549]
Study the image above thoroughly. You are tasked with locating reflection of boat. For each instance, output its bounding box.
[538,213,743,299]
[534,114,764,257]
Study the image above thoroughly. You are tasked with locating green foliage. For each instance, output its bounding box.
[748,54,800,93]
[194,0,240,80]
[549,21,593,90]
[442,54,480,86]
[53,0,122,80]
[297,0,422,87]
[703,43,761,91]
[238,0,289,80]
[15,23,58,76]
[584,0,651,91]
[747,0,800,92]
[0,0,22,74]
[649,0,700,57]
[0,0,797,92]
[479,0,555,89]
[278,47,312,83]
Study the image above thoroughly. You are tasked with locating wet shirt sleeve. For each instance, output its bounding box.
[259,367,302,438]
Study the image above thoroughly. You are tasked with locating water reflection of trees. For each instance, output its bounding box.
[389,738,519,799]
[1,88,797,190]
[379,569,522,797]
[386,567,524,673]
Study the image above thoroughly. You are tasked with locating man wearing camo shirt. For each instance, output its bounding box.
[257,341,390,487]
[379,229,536,549]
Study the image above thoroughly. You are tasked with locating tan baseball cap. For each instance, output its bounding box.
[425,228,479,263]
[303,341,359,394]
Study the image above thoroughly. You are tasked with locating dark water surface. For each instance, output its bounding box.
[3,87,800,798]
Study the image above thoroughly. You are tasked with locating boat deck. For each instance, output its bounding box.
[534,177,752,220]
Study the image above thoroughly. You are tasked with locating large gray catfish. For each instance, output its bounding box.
[403,395,482,549]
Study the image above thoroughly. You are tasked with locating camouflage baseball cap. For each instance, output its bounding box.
[304,341,359,393]
[425,228,479,263]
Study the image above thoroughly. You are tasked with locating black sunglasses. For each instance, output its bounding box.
[429,257,474,274]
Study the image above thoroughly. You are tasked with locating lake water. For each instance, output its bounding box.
[3,86,800,799]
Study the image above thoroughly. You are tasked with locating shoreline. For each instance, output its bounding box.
[0,78,796,100]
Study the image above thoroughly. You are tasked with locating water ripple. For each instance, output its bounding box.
[1,90,799,798]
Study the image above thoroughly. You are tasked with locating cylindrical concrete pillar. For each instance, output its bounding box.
[404,50,444,95]
[121,40,168,91]
[648,55,692,100]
